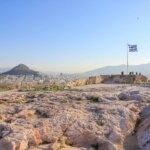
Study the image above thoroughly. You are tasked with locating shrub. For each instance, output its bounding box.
[92,96,99,102]
[91,143,99,150]
[62,99,69,103]
[0,88,10,92]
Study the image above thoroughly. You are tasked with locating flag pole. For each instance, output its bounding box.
[127,43,129,75]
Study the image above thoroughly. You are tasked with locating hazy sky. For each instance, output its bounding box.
[0,0,150,73]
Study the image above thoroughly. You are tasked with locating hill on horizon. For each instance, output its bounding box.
[81,63,150,78]
[1,64,40,76]
[1,63,150,78]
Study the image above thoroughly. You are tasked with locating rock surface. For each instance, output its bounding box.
[66,75,148,87]
[0,84,150,150]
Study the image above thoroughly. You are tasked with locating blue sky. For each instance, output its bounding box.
[0,0,150,73]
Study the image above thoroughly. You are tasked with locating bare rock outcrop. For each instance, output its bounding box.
[66,74,148,88]
[137,105,150,150]
[0,84,149,149]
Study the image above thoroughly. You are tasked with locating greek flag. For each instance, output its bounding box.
[128,45,138,52]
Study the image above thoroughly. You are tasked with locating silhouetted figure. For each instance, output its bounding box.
[121,71,124,76]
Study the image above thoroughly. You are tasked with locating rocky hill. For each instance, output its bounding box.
[81,63,150,77]
[0,84,150,149]
[1,64,39,76]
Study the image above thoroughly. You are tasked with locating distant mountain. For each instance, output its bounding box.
[1,64,40,76]
[81,63,150,78]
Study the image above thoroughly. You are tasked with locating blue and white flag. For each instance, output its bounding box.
[128,45,138,52]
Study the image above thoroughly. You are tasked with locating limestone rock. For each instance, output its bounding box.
[0,84,149,149]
